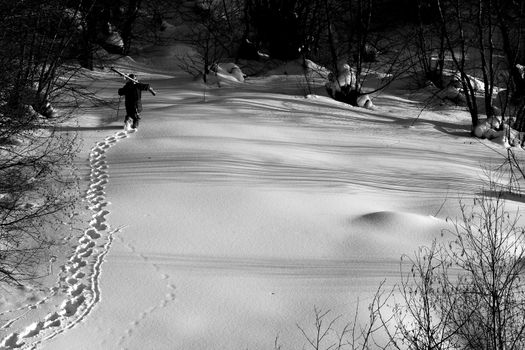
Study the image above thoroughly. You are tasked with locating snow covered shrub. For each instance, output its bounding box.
[209,62,245,86]
[325,64,374,109]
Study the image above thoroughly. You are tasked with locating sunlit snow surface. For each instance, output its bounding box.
[1,55,521,350]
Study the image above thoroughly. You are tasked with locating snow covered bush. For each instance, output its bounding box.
[325,64,374,109]
[208,62,245,86]
[210,62,245,82]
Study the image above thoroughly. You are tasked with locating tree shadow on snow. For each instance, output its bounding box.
[479,189,525,204]
[52,125,125,132]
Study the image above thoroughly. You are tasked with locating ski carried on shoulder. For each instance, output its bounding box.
[110,67,157,96]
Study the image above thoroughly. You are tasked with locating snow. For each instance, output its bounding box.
[209,62,245,84]
[0,45,522,350]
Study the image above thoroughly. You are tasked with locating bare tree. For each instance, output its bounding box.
[297,288,391,350]
[0,0,83,284]
[169,0,245,82]
[410,0,447,88]
[381,242,464,350]
[446,194,525,350]
[380,191,525,350]
[432,0,525,133]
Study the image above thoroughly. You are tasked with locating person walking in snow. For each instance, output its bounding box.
[118,73,155,129]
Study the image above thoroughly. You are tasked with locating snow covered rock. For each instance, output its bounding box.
[357,94,374,109]
[474,116,502,138]
[473,117,523,148]
[488,124,522,148]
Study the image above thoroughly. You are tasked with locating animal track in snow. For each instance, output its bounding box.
[0,128,136,349]
[115,237,178,349]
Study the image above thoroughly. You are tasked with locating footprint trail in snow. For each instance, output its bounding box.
[0,129,136,349]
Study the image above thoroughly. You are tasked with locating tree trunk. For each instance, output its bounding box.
[121,0,142,55]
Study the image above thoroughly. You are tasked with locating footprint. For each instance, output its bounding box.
[69,283,86,297]
[59,295,85,317]
[96,179,108,186]
[79,236,92,245]
[44,312,58,322]
[88,201,109,211]
[89,158,104,165]
[86,229,101,240]
[76,241,94,254]
[92,161,106,168]
[85,190,104,200]
[43,319,61,328]
[20,321,43,338]
[0,333,23,348]
[90,196,106,205]
[43,313,60,329]
[94,209,110,218]
[83,241,96,249]
[74,260,87,269]
[69,255,83,264]
[79,249,93,259]
[66,277,77,285]
[92,222,108,231]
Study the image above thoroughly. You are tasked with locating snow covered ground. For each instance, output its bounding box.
[0,49,522,349]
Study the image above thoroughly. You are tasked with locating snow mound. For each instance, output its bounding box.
[356,94,374,109]
[344,211,446,258]
[353,210,441,229]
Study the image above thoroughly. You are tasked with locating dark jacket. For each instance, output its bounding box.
[118,81,150,115]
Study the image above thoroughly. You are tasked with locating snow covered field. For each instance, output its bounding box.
[0,50,520,349]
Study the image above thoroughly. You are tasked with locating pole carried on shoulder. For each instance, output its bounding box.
[110,67,157,96]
